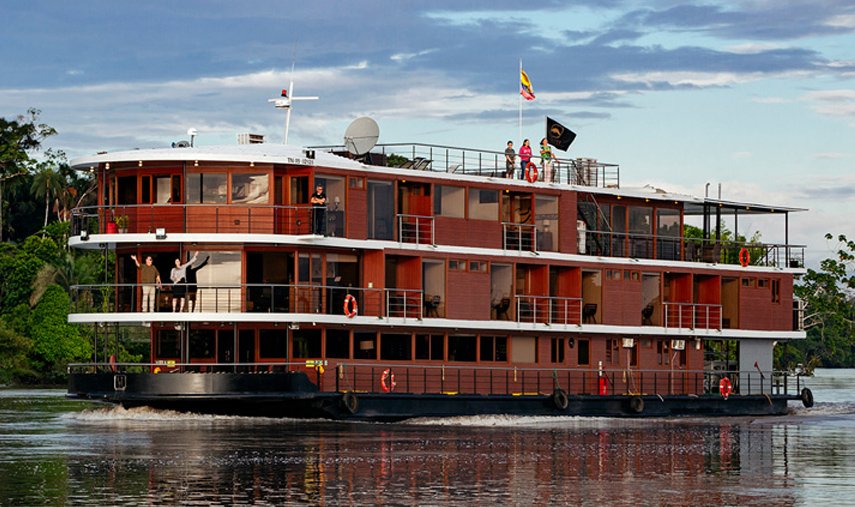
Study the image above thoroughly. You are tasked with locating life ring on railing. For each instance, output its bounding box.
[109,354,117,373]
[525,162,538,183]
[343,294,358,319]
[380,368,397,392]
[719,377,733,399]
[738,248,750,267]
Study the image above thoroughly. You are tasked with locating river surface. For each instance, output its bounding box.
[1,369,854,506]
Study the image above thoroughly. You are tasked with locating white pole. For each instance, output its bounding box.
[284,79,294,145]
[518,58,522,142]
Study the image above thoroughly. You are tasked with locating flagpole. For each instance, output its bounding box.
[518,58,522,142]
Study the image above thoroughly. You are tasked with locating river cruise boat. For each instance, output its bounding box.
[66,117,814,419]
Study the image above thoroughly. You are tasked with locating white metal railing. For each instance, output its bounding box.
[663,302,722,329]
[397,214,435,245]
[515,295,583,325]
[502,222,537,252]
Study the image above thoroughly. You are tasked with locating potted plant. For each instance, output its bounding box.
[115,214,129,233]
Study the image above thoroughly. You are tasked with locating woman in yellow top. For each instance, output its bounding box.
[539,137,559,183]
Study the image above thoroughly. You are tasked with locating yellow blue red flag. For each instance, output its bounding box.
[520,69,535,101]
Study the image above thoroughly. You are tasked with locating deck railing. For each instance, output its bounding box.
[68,361,808,398]
[69,283,422,318]
[663,302,722,330]
[310,143,620,188]
[515,295,583,325]
[71,204,345,237]
[397,214,434,245]
[503,222,537,252]
[578,228,805,268]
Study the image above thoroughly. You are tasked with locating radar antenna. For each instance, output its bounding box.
[268,61,319,145]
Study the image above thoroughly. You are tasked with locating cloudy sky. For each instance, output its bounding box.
[2,1,853,266]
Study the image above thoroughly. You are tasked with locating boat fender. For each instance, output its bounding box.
[801,387,814,408]
[525,162,538,183]
[343,294,358,319]
[552,389,569,410]
[719,377,733,399]
[738,248,750,267]
[380,368,397,392]
[341,392,359,414]
[109,354,118,373]
[629,396,644,414]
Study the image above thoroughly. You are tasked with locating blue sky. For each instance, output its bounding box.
[2,1,853,267]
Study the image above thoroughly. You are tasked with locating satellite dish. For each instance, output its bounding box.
[344,117,379,156]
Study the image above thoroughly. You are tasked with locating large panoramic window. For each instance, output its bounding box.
[468,189,498,220]
[367,180,394,239]
[189,329,215,359]
[535,195,559,251]
[656,208,681,260]
[231,173,269,204]
[292,329,321,358]
[433,185,465,218]
[448,335,477,362]
[380,333,412,361]
[187,173,227,203]
[316,174,346,237]
[188,250,241,312]
[259,329,287,359]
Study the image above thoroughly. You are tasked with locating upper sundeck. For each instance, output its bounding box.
[70,141,806,269]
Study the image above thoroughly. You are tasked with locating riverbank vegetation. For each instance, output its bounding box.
[0,110,853,385]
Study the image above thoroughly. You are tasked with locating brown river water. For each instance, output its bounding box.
[1,369,853,506]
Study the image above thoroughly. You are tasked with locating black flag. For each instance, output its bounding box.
[546,117,576,151]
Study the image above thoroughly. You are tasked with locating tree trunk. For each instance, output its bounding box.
[44,192,49,227]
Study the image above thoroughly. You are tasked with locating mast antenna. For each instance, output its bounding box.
[268,58,319,145]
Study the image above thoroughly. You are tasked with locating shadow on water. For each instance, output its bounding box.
[1,370,854,506]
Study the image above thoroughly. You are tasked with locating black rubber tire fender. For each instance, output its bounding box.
[552,389,569,410]
[341,392,359,414]
[629,396,644,414]
[801,387,814,408]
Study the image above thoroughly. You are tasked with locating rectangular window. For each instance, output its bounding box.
[535,195,559,252]
[189,329,216,359]
[449,259,466,271]
[259,329,287,358]
[468,189,499,220]
[231,173,269,204]
[479,336,507,362]
[510,336,537,363]
[274,176,284,205]
[187,173,227,203]
[742,277,756,288]
[171,175,182,203]
[367,180,394,240]
[141,175,152,204]
[758,278,769,288]
[380,333,412,361]
[290,175,309,204]
[349,177,364,189]
[156,175,171,203]
[416,334,445,361]
[434,185,465,218]
[550,338,565,364]
[156,329,180,358]
[657,340,670,366]
[577,339,590,365]
[354,331,376,360]
[448,335,477,362]
[292,329,321,358]
[325,329,350,359]
[469,261,487,272]
[771,279,780,303]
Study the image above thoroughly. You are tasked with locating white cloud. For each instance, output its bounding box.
[725,43,783,54]
[825,14,855,28]
[611,71,764,87]
[803,89,855,118]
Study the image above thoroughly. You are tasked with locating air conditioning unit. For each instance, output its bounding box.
[621,338,635,348]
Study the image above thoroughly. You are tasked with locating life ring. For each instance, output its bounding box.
[738,248,750,267]
[801,387,814,408]
[153,367,161,374]
[629,396,645,414]
[109,354,118,373]
[341,392,359,414]
[525,162,538,183]
[343,294,358,318]
[719,377,733,399]
[380,368,397,392]
[552,389,569,410]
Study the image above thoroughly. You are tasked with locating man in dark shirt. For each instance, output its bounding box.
[310,184,327,235]
[185,253,210,312]
[504,140,515,178]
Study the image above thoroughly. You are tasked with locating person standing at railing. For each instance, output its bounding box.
[185,253,209,312]
[170,252,198,312]
[310,183,327,235]
[518,139,532,179]
[540,137,559,183]
[504,140,516,178]
[130,254,162,312]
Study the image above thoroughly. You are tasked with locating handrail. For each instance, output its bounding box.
[515,295,582,325]
[70,361,807,398]
[396,214,434,245]
[69,282,422,318]
[663,302,722,330]
[578,227,805,267]
[70,203,345,237]
[502,222,537,252]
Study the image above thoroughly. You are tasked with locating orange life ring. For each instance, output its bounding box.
[380,368,396,392]
[719,377,733,399]
[525,162,538,183]
[109,354,118,373]
[738,248,750,267]
[343,294,358,318]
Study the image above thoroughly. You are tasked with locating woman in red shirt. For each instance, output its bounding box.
[518,139,532,179]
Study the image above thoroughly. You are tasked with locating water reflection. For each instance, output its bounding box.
[2,375,854,506]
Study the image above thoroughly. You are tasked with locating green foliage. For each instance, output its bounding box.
[29,284,91,373]
[0,246,44,314]
[781,233,855,369]
[0,320,35,384]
